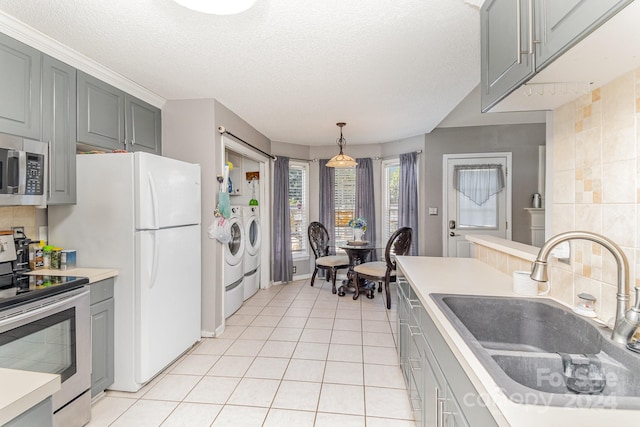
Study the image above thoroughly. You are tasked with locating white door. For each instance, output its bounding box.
[135,152,201,230]
[135,225,201,383]
[443,153,512,257]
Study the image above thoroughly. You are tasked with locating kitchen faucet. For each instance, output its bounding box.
[530,231,640,345]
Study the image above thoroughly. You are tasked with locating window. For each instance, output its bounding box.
[382,160,400,243]
[334,168,356,246]
[289,162,309,258]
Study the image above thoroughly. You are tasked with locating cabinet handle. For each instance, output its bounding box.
[409,325,422,337]
[131,138,136,146]
[528,0,535,54]
[436,388,445,427]
[408,299,421,309]
[438,396,446,427]
[408,357,421,371]
[46,140,52,199]
[516,0,522,64]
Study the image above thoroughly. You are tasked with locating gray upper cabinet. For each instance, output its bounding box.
[481,0,534,113]
[77,71,125,151]
[0,33,42,139]
[481,0,632,112]
[536,0,633,68]
[125,95,161,154]
[78,71,161,154]
[42,55,77,205]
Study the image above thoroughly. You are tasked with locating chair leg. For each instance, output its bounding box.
[378,282,382,292]
[384,272,392,309]
[331,268,338,294]
[311,267,318,287]
[352,272,360,300]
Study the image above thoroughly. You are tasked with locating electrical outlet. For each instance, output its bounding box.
[12,226,25,238]
[292,266,297,274]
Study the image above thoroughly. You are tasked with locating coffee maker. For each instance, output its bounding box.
[12,229,31,285]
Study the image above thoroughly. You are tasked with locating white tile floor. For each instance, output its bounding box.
[88,278,416,427]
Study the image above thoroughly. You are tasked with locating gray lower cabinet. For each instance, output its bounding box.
[77,71,161,154]
[481,0,632,112]
[4,397,53,427]
[397,277,497,427]
[42,55,77,205]
[90,278,115,397]
[0,32,42,140]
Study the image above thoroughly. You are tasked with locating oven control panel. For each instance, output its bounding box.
[0,234,16,263]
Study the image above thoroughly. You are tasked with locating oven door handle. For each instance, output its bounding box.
[0,288,88,329]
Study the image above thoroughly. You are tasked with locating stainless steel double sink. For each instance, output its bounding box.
[431,294,640,409]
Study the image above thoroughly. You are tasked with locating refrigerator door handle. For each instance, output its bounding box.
[149,230,160,288]
[148,172,159,229]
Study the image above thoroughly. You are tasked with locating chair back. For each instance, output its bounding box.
[308,221,330,259]
[385,227,412,271]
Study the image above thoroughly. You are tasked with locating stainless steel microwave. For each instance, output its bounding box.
[0,133,48,206]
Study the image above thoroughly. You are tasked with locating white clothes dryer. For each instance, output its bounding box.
[224,206,245,317]
[242,206,261,272]
[242,206,261,300]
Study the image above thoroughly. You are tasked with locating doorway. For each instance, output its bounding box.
[221,136,271,289]
[443,153,512,257]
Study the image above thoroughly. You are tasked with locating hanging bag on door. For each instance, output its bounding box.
[208,216,231,243]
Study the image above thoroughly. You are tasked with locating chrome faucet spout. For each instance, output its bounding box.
[531,231,636,345]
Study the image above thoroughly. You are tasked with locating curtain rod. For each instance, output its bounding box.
[373,149,423,161]
[217,126,276,160]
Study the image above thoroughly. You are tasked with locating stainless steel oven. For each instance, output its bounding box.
[0,285,91,427]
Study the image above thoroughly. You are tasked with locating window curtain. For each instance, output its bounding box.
[272,156,293,283]
[453,164,504,206]
[319,159,336,256]
[399,152,419,256]
[355,158,377,261]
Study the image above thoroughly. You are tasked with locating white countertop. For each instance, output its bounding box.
[0,368,60,425]
[396,256,638,426]
[466,234,540,262]
[27,267,118,283]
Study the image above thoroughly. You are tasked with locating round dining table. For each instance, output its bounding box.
[337,241,382,299]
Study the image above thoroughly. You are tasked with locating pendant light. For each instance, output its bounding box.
[326,123,357,168]
[173,0,257,15]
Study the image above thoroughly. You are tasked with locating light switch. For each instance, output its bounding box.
[428,207,438,216]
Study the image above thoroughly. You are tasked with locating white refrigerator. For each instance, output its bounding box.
[49,152,202,392]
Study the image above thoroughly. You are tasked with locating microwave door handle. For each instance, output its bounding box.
[6,150,20,193]
[17,150,26,194]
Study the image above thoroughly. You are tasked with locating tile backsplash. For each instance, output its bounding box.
[0,206,38,239]
[551,67,640,323]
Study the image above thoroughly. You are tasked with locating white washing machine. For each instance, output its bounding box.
[224,206,245,318]
[242,206,261,300]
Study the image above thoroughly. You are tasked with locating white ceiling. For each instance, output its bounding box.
[0,0,544,146]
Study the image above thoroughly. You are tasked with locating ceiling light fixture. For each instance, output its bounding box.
[326,123,357,168]
[173,0,257,15]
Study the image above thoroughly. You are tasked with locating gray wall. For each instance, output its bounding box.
[423,123,546,256]
[273,124,545,265]
[163,99,271,336]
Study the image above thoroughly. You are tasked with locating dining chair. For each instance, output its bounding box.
[308,221,351,294]
[353,227,412,309]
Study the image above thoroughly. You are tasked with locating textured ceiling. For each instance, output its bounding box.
[0,0,542,145]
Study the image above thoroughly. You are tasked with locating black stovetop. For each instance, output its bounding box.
[0,272,89,310]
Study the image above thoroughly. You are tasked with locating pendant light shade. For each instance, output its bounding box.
[173,0,257,15]
[326,123,357,168]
